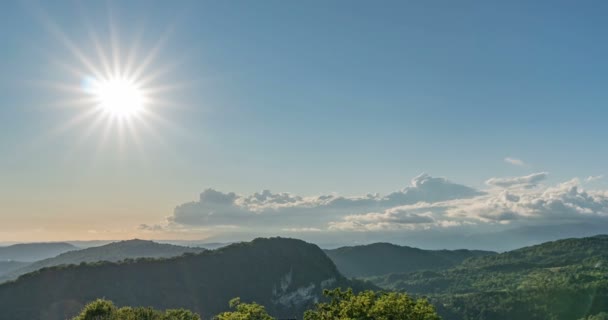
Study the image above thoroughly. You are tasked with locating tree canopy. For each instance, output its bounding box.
[304,288,440,320]
[73,289,441,320]
[214,298,274,320]
[72,299,201,320]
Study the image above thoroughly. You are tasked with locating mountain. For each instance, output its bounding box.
[369,235,608,320]
[0,242,78,262]
[0,239,205,282]
[0,237,370,320]
[325,242,495,277]
[0,261,29,277]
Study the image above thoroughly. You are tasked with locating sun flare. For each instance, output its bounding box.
[88,77,146,119]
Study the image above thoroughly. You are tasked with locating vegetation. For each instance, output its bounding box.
[367,235,608,319]
[72,299,200,320]
[4,236,608,319]
[215,298,274,320]
[73,290,441,320]
[0,237,372,320]
[325,243,495,278]
[304,288,440,320]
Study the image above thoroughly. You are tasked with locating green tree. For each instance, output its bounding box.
[214,298,275,320]
[580,312,608,320]
[73,299,200,320]
[73,299,117,320]
[304,288,440,320]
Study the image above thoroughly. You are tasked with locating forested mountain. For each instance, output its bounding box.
[0,237,370,320]
[0,239,205,282]
[0,261,29,277]
[0,242,77,262]
[369,235,608,320]
[325,242,495,277]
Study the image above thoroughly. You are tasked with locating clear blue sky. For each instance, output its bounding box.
[1,1,607,246]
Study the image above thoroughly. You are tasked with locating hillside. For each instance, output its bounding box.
[369,235,608,320]
[325,242,495,277]
[0,239,205,282]
[0,242,78,262]
[0,237,370,320]
[0,261,29,277]
[460,234,608,270]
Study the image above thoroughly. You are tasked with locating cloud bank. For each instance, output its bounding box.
[142,172,608,250]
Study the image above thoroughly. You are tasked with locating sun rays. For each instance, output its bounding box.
[33,5,181,159]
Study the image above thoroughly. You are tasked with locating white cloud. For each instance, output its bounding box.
[505,157,526,166]
[586,175,604,183]
[485,172,548,189]
[168,174,482,229]
[147,173,608,246]
[331,177,608,231]
[328,208,435,231]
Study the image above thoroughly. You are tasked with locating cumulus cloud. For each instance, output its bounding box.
[485,172,548,189]
[504,157,526,166]
[332,177,608,231]
[328,208,435,232]
[168,174,482,229]
[586,175,604,183]
[147,172,608,246]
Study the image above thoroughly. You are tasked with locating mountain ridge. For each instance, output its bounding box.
[0,242,78,262]
[0,239,205,282]
[325,242,496,277]
[0,237,371,320]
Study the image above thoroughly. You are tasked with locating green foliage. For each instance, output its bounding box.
[326,243,495,278]
[0,237,367,320]
[214,298,274,320]
[73,299,116,320]
[367,235,608,320]
[72,299,200,320]
[303,288,440,320]
[580,312,608,320]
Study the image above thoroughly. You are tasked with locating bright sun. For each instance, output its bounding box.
[90,77,146,118]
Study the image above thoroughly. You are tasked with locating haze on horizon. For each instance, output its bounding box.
[1,1,608,251]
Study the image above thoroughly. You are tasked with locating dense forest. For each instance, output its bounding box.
[72,289,440,320]
[325,243,495,277]
[1,236,608,319]
[0,238,371,320]
[368,235,608,319]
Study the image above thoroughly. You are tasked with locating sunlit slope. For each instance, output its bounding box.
[369,235,608,320]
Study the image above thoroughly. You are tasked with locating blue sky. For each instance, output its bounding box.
[1,1,607,247]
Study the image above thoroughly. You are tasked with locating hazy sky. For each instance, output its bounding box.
[1,1,607,248]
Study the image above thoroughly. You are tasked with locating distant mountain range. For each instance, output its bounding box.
[325,242,495,277]
[0,237,369,320]
[0,239,205,282]
[0,242,78,262]
[0,261,29,276]
[1,236,608,320]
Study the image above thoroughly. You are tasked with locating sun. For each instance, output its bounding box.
[89,76,146,119]
[42,13,181,152]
